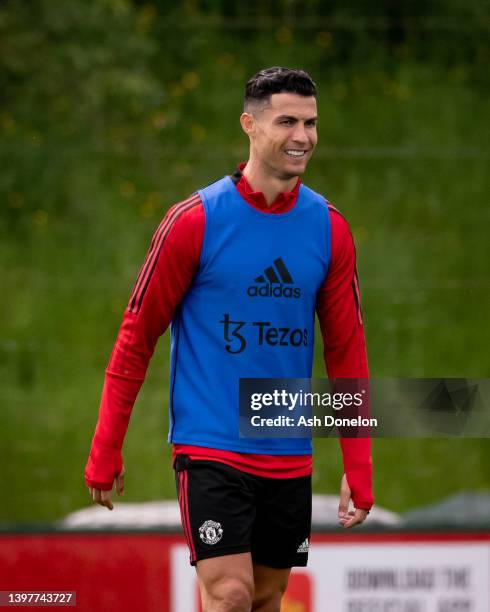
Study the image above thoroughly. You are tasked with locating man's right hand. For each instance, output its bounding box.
[88,466,125,511]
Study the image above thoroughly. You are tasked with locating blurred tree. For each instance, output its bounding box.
[0,0,163,219]
[1,0,487,221]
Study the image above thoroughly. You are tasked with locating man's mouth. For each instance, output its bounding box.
[285,149,307,158]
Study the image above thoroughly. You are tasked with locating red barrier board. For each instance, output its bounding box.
[0,532,488,611]
[0,533,181,611]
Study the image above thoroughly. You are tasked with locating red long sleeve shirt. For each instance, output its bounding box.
[85,164,373,509]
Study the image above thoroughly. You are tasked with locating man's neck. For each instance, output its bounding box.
[242,159,298,206]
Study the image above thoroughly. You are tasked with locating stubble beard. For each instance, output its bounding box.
[257,148,311,181]
[277,158,310,180]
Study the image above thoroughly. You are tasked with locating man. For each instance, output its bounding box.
[85,67,373,612]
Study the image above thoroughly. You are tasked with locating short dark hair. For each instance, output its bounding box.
[244,67,317,111]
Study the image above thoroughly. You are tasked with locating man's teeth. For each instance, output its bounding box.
[285,150,306,157]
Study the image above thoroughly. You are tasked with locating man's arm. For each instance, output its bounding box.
[316,204,373,527]
[85,195,204,508]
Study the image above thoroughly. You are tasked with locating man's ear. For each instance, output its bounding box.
[240,112,255,136]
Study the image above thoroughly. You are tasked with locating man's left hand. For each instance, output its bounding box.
[338,473,369,528]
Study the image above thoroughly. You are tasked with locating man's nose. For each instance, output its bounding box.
[291,123,308,144]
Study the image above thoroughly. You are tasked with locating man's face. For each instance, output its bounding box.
[243,93,318,180]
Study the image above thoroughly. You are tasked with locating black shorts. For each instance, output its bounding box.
[174,455,311,568]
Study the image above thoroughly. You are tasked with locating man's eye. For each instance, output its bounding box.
[281,120,294,125]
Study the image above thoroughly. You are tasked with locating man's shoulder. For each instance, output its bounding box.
[167,191,202,214]
[158,173,232,230]
[201,174,231,188]
[300,184,347,219]
[300,182,328,203]
[300,184,352,240]
[156,192,205,237]
[326,201,349,223]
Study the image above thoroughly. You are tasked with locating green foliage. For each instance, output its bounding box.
[0,1,489,522]
[1,0,163,221]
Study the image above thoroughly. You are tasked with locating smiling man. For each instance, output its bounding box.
[85,67,373,612]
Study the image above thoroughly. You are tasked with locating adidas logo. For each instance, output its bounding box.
[297,538,309,553]
[247,257,301,299]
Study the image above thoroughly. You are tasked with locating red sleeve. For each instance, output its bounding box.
[84,195,204,490]
[316,204,374,510]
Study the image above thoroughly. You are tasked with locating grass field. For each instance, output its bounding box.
[1,61,489,522]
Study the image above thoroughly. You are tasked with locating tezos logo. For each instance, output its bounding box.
[220,313,308,354]
[247,257,301,299]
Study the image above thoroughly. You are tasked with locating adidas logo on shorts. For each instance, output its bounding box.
[297,538,309,553]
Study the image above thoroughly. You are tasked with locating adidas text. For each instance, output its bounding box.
[247,284,301,299]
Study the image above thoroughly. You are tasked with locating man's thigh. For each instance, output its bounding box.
[253,563,291,610]
[196,556,289,611]
[196,553,254,604]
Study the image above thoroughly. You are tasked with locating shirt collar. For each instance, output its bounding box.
[232,162,301,214]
